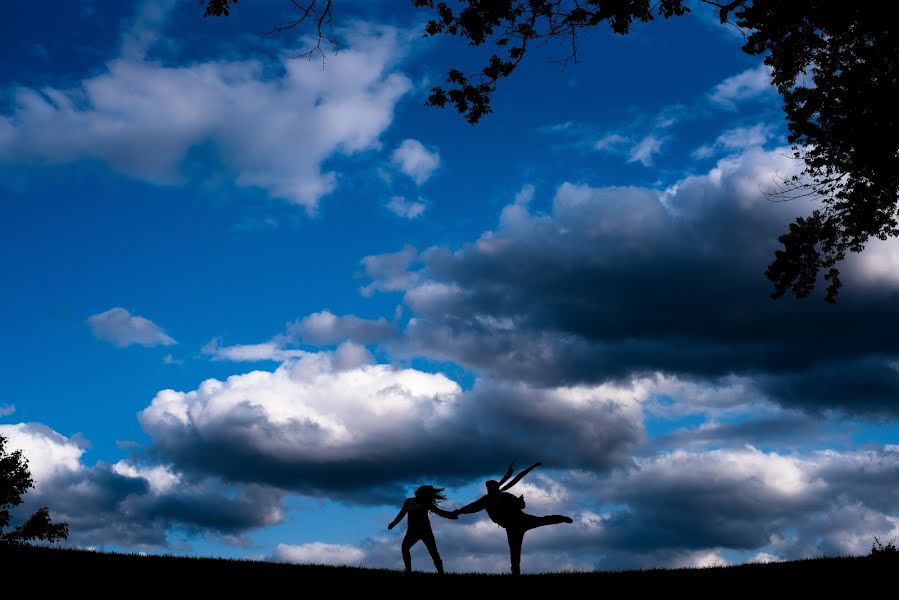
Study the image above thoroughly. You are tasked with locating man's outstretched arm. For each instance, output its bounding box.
[454,496,487,515]
[500,462,541,492]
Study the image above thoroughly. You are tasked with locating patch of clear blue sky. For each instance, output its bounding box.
[0,0,826,555]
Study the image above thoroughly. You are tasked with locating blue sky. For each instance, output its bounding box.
[2,1,898,572]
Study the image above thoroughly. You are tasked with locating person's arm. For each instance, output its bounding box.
[500,462,541,491]
[430,504,459,519]
[497,462,515,486]
[388,499,409,530]
[453,496,488,515]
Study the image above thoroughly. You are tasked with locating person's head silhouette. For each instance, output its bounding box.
[485,480,500,494]
[414,485,447,503]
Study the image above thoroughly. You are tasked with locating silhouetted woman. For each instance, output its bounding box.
[388,485,458,574]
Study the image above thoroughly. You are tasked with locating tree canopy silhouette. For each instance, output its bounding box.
[203,1,899,303]
[0,433,68,544]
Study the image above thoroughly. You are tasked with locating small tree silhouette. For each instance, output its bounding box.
[0,433,68,544]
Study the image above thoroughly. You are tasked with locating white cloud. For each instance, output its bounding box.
[359,244,420,297]
[621,447,817,498]
[340,444,899,572]
[693,123,773,158]
[627,135,664,166]
[710,64,775,107]
[290,310,395,345]
[87,307,176,348]
[0,404,15,417]
[391,139,440,185]
[120,0,176,60]
[594,106,681,163]
[752,552,782,563]
[848,236,899,288]
[111,461,181,495]
[674,550,728,568]
[361,146,899,423]
[0,12,411,211]
[138,348,644,497]
[715,123,773,150]
[386,195,427,219]
[201,337,307,362]
[115,439,142,450]
[202,311,395,364]
[273,542,366,565]
[0,422,84,486]
[0,421,284,548]
[594,133,628,151]
[514,184,535,205]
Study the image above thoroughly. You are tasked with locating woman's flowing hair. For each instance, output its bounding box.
[414,485,447,505]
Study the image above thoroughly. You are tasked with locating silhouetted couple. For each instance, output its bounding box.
[388,462,573,575]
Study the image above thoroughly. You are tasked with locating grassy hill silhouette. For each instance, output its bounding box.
[4,544,896,592]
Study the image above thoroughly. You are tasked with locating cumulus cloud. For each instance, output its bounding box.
[201,310,395,364]
[138,347,644,501]
[267,444,899,572]
[274,542,366,565]
[290,310,395,345]
[0,11,411,211]
[391,139,440,185]
[709,64,775,107]
[386,195,427,219]
[359,244,420,297]
[848,236,899,289]
[87,307,176,348]
[0,422,284,548]
[0,404,15,418]
[362,446,899,571]
[590,446,899,564]
[361,147,899,415]
[11,415,891,570]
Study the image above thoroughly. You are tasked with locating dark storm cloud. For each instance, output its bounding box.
[137,351,644,501]
[649,413,829,451]
[1,422,284,548]
[364,148,899,414]
[757,356,899,416]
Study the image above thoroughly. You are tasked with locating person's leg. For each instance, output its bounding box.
[401,534,419,573]
[521,513,573,532]
[506,527,524,575]
[421,531,444,574]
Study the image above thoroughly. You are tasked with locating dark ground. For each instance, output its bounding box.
[3,544,895,594]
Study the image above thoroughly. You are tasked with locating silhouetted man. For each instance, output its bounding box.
[453,462,573,575]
